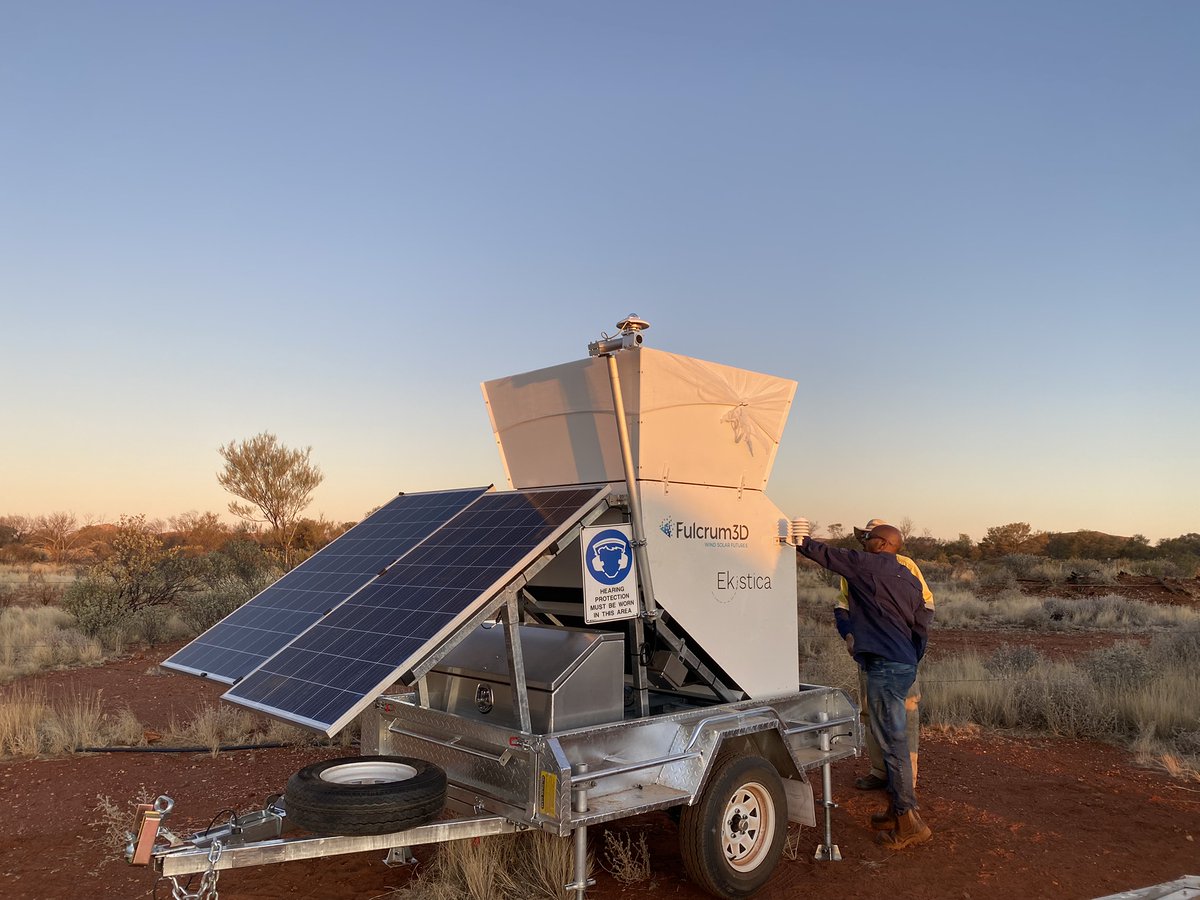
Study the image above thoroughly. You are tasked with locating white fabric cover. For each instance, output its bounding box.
[481,347,796,491]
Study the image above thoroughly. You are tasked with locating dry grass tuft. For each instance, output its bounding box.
[0,605,103,681]
[601,828,651,884]
[167,703,261,756]
[388,831,583,900]
[0,685,50,756]
[781,822,804,861]
[43,689,106,754]
[0,687,114,756]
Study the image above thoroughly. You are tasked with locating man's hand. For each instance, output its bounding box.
[845,634,856,657]
[790,517,811,543]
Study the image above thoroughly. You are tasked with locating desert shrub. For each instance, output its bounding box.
[1129,558,1185,579]
[132,608,188,645]
[24,570,65,605]
[1080,643,1152,691]
[200,539,279,591]
[994,554,1050,580]
[1012,664,1112,738]
[984,644,1045,678]
[42,689,106,754]
[795,580,857,692]
[602,828,651,885]
[975,565,1017,590]
[1113,668,1200,739]
[178,584,254,635]
[0,687,128,756]
[0,606,103,681]
[1148,629,1200,672]
[26,629,104,673]
[394,831,581,900]
[921,587,992,628]
[61,580,132,641]
[167,703,261,755]
[0,686,49,755]
[1173,730,1200,755]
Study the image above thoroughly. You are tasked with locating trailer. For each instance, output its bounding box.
[133,316,861,899]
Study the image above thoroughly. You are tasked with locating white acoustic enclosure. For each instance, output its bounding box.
[483,346,801,698]
[482,347,797,493]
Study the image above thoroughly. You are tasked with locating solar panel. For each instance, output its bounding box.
[162,487,489,683]
[223,486,607,735]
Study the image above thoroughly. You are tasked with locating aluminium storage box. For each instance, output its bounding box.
[424,623,625,733]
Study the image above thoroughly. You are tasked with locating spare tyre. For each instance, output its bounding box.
[285,755,446,835]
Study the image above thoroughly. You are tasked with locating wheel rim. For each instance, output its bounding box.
[319,761,418,785]
[721,780,776,872]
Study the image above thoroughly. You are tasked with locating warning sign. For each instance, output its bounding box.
[581,524,640,624]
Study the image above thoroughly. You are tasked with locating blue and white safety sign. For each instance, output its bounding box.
[580,524,640,623]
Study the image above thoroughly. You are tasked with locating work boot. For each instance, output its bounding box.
[870,805,897,831]
[877,809,932,850]
[854,772,888,791]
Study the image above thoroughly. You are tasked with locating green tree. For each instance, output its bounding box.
[94,514,197,610]
[167,510,232,555]
[217,432,324,570]
[979,522,1046,558]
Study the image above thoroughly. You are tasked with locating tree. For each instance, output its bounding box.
[218,432,324,569]
[167,511,232,555]
[95,515,198,609]
[27,511,96,563]
[979,522,1045,558]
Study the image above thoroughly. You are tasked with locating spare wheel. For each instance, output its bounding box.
[285,755,447,835]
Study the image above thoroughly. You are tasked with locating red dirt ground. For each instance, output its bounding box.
[4,634,1199,900]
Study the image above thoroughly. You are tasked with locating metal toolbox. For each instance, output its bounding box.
[424,623,624,733]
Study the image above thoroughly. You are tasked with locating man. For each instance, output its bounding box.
[839,518,935,791]
[795,519,933,850]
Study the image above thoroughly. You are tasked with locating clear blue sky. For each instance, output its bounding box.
[2,2,1196,542]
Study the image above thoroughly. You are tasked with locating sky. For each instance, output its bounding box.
[2,1,1197,542]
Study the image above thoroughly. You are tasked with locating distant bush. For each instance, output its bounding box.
[61,581,132,643]
[1080,641,1151,691]
[984,644,1045,678]
[975,565,1017,590]
[178,585,256,636]
[1148,629,1200,671]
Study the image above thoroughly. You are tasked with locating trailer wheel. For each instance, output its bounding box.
[285,755,446,836]
[679,752,787,899]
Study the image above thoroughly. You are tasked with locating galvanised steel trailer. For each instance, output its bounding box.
[133,317,861,900]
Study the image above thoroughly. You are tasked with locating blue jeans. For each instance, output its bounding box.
[862,655,919,814]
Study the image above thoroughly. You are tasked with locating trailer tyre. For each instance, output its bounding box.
[285,755,446,836]
[679,752,787,899]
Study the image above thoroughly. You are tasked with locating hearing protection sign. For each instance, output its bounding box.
[581,524,640,623]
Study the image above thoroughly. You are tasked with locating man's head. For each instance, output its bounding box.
[862,523,903,555]
[853,517,890,545]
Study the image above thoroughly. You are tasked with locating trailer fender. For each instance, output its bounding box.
[712,731,815,826]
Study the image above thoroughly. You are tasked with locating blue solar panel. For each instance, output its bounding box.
[223,487,607,735]
[162,487,489,683]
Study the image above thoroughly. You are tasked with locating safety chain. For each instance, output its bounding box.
[167,841,222,900]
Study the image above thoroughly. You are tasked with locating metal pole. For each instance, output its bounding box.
[569,762,591,899]
[604,353,653,717]
[604,353,658,617]
[814,711,841,861]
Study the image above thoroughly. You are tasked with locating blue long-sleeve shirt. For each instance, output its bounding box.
[798,538,931,667]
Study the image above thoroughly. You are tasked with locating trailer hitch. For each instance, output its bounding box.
[125,794,287,866]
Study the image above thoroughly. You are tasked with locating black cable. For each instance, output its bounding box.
[73,744,291,758]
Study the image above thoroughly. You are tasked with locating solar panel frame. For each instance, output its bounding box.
[161,486,490,683]
[222,486,610,736]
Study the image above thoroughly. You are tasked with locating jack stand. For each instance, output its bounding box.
[565,763,596,899]
[814,712,842,862]
[384,846,417,867]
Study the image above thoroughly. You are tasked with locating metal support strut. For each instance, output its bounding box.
[814,711,842,861]
[566,762,595,898]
